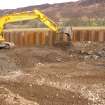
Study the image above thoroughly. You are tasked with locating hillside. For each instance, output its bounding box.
[1,0,105,27]
[0,0,105,19]
[80,0,105,5]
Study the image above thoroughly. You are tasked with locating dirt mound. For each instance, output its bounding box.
[68,42,105,62]
[8,48,70,68]
[0,42,105,74]
[0,50,18,75]
[0,86,39,105]
[0,43,105,105]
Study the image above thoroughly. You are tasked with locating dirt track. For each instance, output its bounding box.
[0,42,105,105]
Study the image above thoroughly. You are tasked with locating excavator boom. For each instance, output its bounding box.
[0,9,72,49]
[0,10,59,43]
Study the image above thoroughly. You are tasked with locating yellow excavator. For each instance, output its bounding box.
[0,9,72,48]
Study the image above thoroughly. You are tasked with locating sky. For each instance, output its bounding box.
[0,0,79,9]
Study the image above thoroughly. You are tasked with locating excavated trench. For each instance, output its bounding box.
[0,42,105,105]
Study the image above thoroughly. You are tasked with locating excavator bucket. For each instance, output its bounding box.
[54,26,73,49]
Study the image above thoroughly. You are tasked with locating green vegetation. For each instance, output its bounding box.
[6,18,105,28]
[63,18,105,26]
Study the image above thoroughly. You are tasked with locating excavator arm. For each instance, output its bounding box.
[0,10,59,42]
[0,9,72,49]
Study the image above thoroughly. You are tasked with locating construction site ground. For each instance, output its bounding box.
[0,42,105,105]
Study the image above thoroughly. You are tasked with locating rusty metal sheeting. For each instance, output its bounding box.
[3,27,105,47]
[4,28,57,47]
[72,27,105,42]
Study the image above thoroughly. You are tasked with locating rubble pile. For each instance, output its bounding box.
[68,42,105,61]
